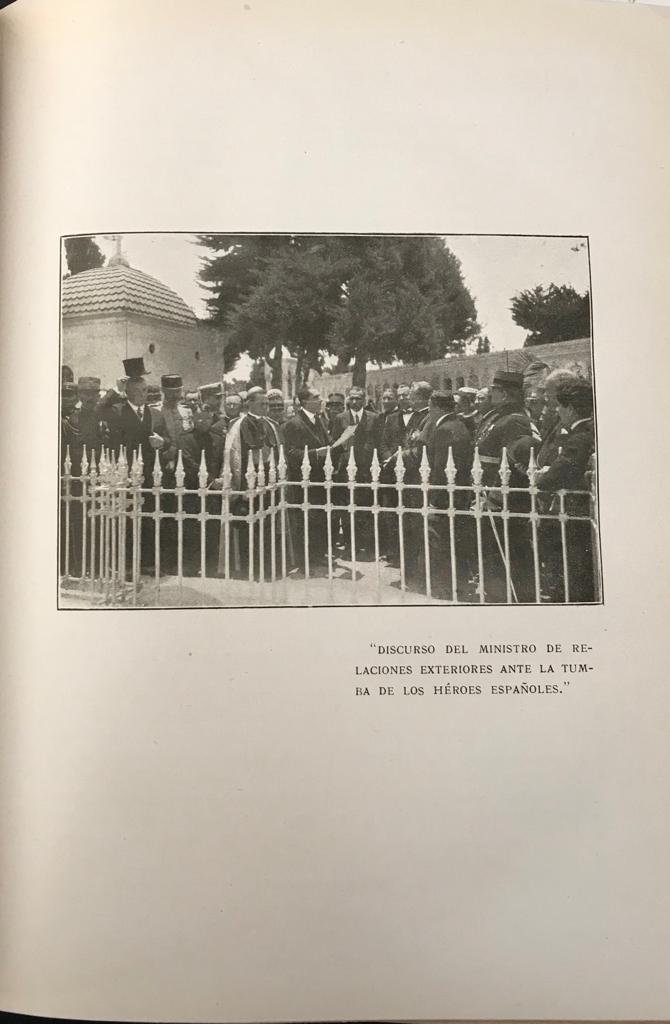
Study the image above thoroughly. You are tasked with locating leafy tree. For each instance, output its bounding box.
[197,235,479,387]
[510,284,591,347]
[64,236,105,276]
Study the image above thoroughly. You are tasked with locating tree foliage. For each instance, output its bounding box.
[196,235,479,386]
[510,284,591,347]
[64,236,105,276]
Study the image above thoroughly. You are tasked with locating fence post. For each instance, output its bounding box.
[175,449,185,585]
[471,447,485,604]
[301,446,311,580]
[267,448,277,582]
[256,447,266,585]
[370,448,382,592]
[526,447,542,603]
[88,449,98,598]
[445,446,458,603]
[277,445,288,579]
[198,448,208,583]
[499,447,513,604]
[346,446,358,581]
[152,452,163,590]
[323,446,335,581]
[129,449,143,604]
[419,446,432,599]
[394,447,406,592]
[63,446,72,581]
[245,450,257,583]
[80,445,89,584]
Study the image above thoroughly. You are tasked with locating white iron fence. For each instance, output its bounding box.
[59,443,601,606]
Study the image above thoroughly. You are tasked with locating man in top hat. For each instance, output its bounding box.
[473,369,534,602]
[97,357,170,474]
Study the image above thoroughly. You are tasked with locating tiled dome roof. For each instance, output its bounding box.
[62,261,197,326]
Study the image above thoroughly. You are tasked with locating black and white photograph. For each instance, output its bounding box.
[59,232,601,608]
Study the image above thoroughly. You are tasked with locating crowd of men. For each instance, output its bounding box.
[60,355,597,602]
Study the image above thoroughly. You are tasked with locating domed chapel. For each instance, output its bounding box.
[61,240,224,389]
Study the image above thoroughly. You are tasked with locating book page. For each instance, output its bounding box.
[1,0,669,1020]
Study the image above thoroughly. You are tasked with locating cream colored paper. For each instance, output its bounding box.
[0,0,669,1020]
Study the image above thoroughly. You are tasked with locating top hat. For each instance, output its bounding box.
[78,375,101,389]
[123,357,148,379]
[492,370,524,390]
[161,374,183,390]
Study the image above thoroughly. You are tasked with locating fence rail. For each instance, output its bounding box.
[59,442,601,607]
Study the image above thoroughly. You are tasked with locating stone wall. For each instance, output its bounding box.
[62,314,224,390]
[312,337,593,399]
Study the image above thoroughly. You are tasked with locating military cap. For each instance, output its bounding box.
[266,388,285,400]
[78,375,101,389]
[348,386,365,397]
[61,382,78,398]
[457,386,478,397]
[246,386,266,400]
[492,370,524,390]
[123,357,148,379]
[326,392,345,403]
[200,383,223,402]
[161,374,183,390]
[146,384,162,402]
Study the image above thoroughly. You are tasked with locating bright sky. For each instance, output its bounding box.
[94,232,590,356]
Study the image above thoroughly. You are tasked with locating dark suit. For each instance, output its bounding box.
[282,409,332,568]
[538,419,596,603]
[98,395,173,573]
[380,408,415,463]
[473,401,534,602]
[331,408,381,556]
[424,413,475,599]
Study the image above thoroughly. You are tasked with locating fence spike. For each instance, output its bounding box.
[256,450,266,488]
[64,445,72,475]
[245,448,257,491]
[89,448,98,478]
[301,445,312,481]
[370,447,381,483]
[152,453,163,487]
[267,447,277,486]
[394,446,406,484]
[471,447,483,487]
[346,445,358,482]
[80,445,89,477]
[445,446,456,485]
[499,446,511,487]
[527,446,538,487]
[419,444,431,484]
[324,445,334,481]
[130,449,142,486]
[277,444,287,481]
[175,448,185,488]
[198,448,208,488]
